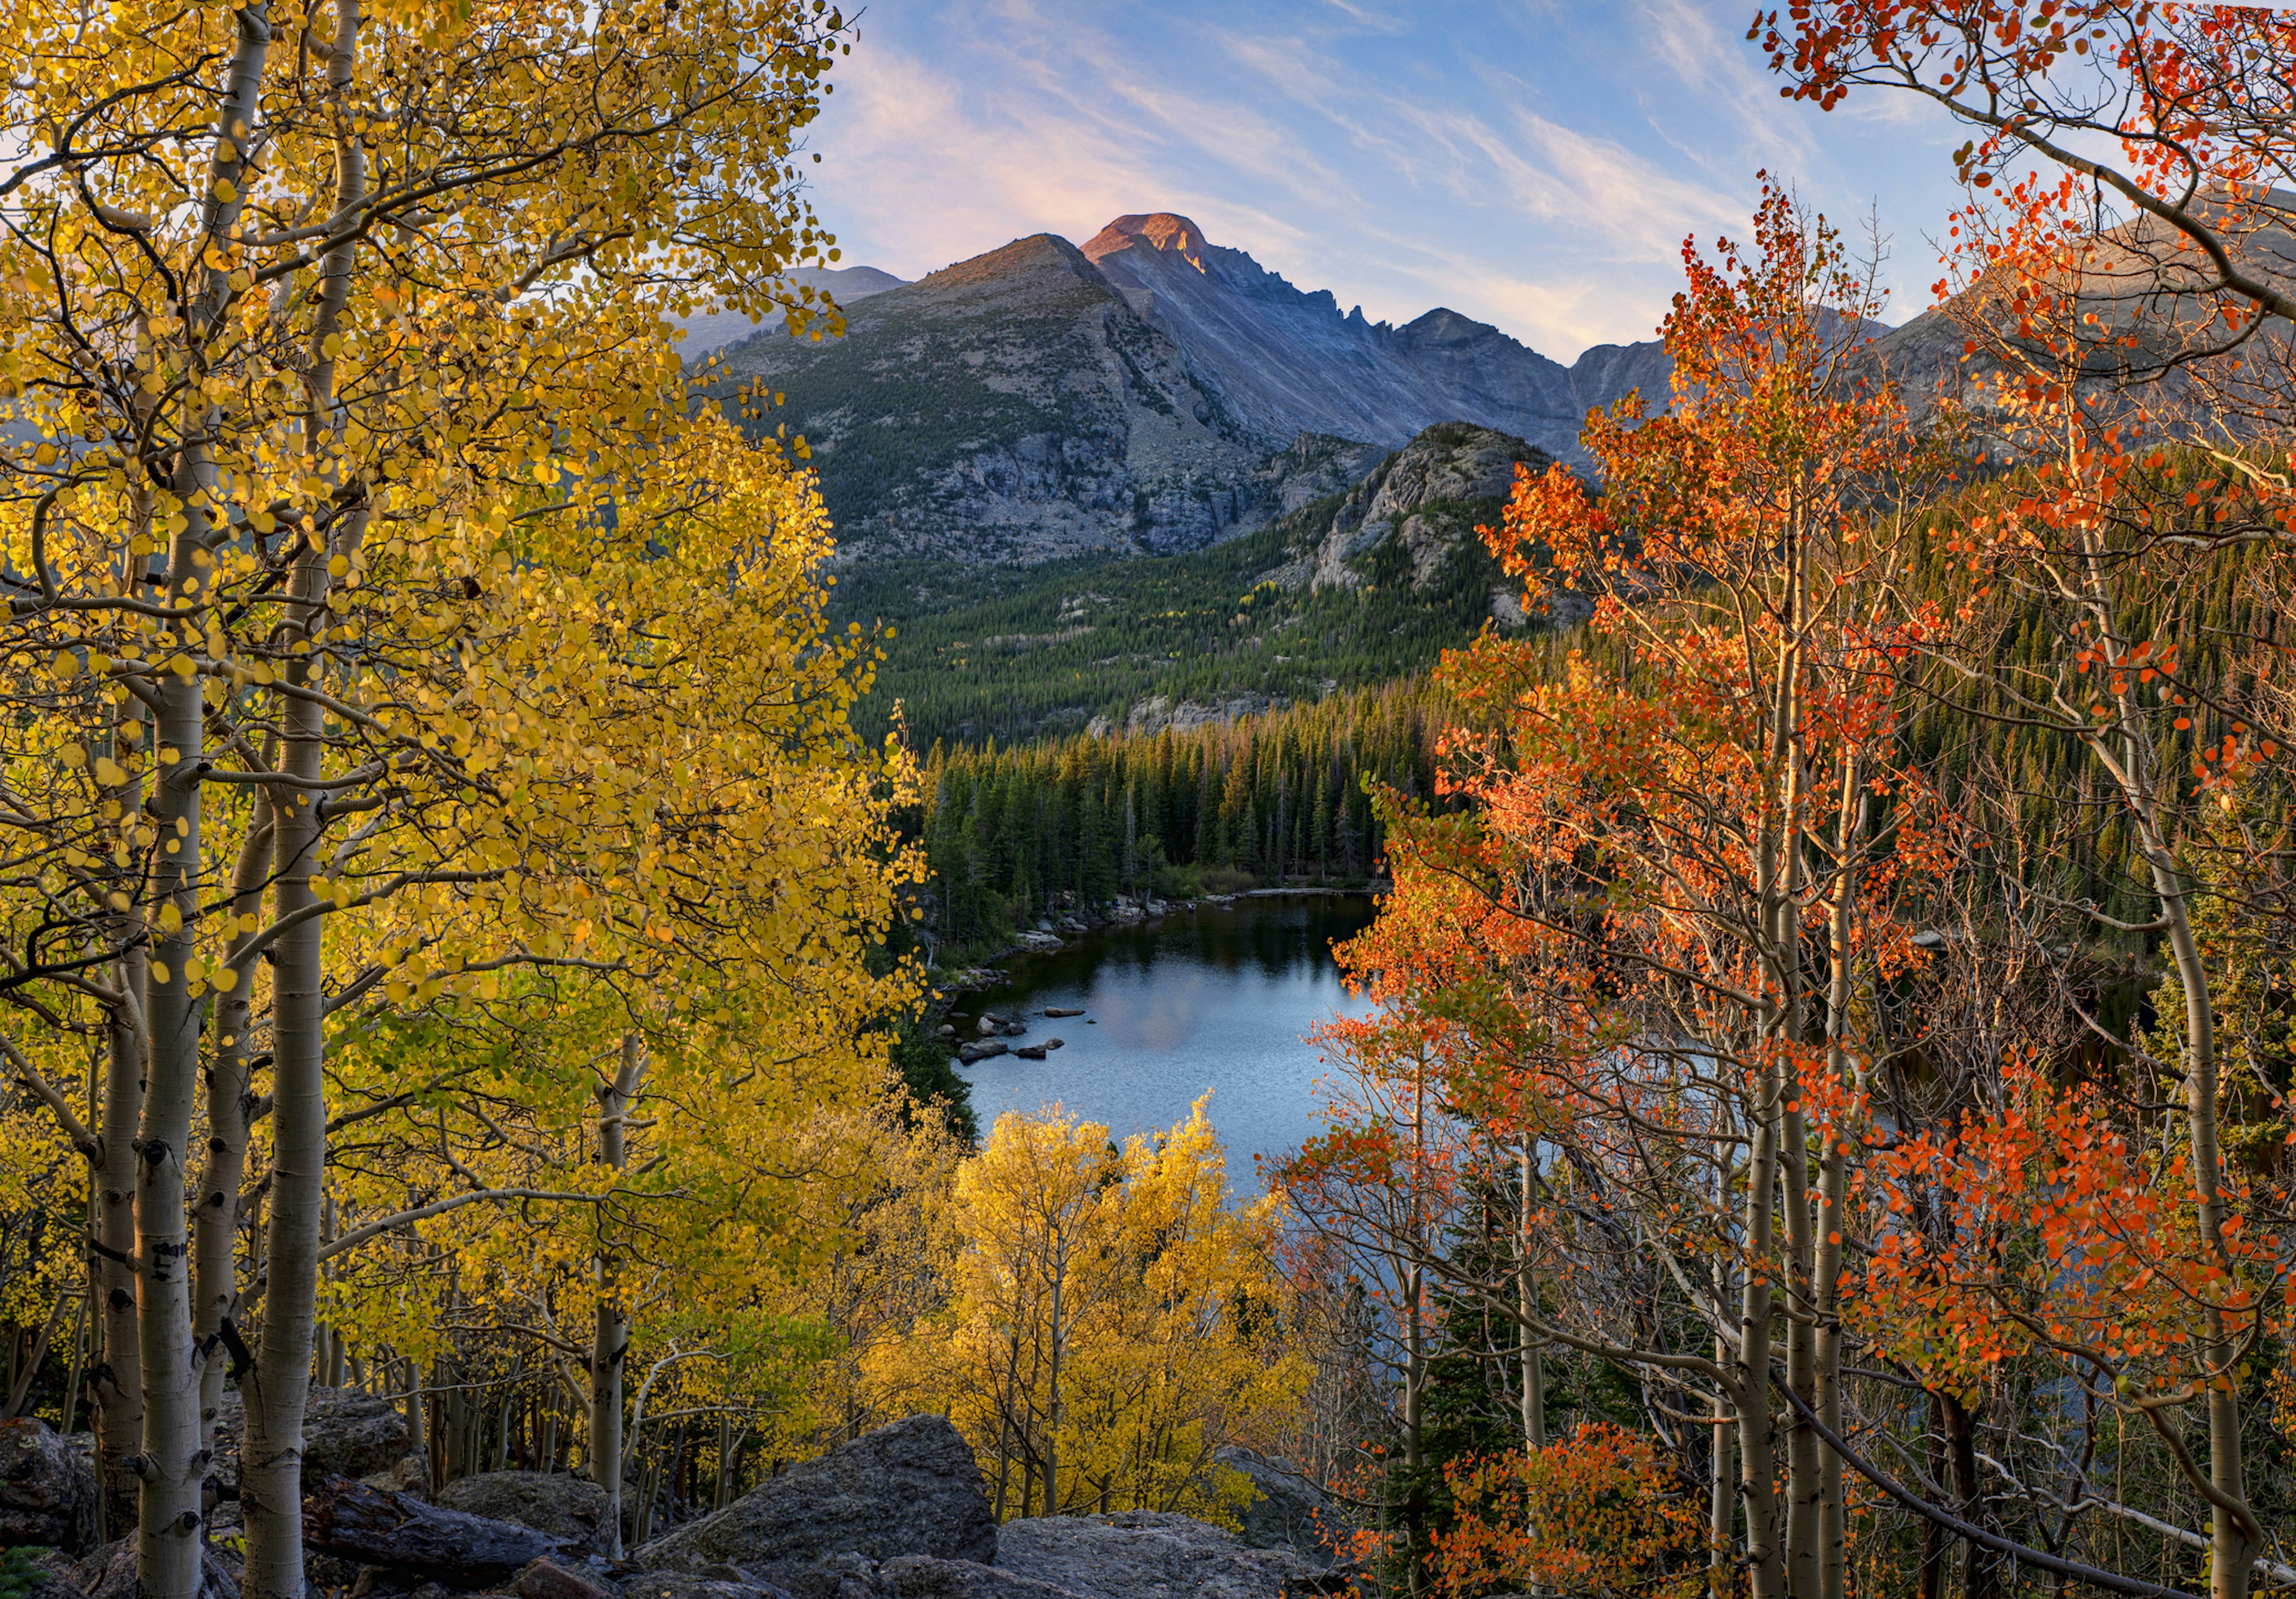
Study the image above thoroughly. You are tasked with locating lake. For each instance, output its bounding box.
[949,894,1379,1194]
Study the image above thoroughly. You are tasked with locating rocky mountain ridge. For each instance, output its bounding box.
[1083,212,1670,461]
[707,213,1668,564]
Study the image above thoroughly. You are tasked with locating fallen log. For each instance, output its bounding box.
[304,1473,565,1585]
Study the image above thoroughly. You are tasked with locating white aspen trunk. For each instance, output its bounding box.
[1518,1143,1543,1454]
[1044,1264,1062,1517]
[195,798,273,1490]
[136,127,273,1577]
[242,5,365,1588]
[1737,609,1796,1599]
[94,941,146,1540]
[1812,767,1862,1599]
[591,1036,645,1557]
[2072,556,2261,1598]
[1776,521,1819,1599]
[2149,848,2256,1599]
[1711,1332,1736,1599]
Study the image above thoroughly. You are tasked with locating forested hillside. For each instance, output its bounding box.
[842,423,1549,748]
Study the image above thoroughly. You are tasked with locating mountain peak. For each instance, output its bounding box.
[1083,213,1213,263]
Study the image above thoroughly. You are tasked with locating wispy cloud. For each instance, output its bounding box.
[807,0,1970,356]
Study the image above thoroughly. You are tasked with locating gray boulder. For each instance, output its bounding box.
[622,1571,793,1599]
[0,1418,96,1553]
[211,1386,417,1496]
[1211,1448,1336,1568]
[994,1512,1311,1599]
[871,1558,1079,1599]
[634,1417,996,1598]
[71,1537,242,1599]
[438,1473,612,1556]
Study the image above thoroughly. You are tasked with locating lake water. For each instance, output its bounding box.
[950,895,1379,1194]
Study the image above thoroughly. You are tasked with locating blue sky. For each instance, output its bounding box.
[799,1,1980,361]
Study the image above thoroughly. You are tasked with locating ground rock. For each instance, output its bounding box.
[1211,1450,1336,1568]
[211,1386,416,1496]
[438,1473,612,1556]
[511,1557,622,1599]
[994,1511,1311,1599]
[621,1570,795,1599]
[0,1418,96,1553]
[633,1417,996,1595]
[71,1537,242,1599]
[871,1558,1080,1599]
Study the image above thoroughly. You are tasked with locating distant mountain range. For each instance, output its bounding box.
[703,213,1674,563]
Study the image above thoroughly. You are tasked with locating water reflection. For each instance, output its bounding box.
[951,896,1377,1194]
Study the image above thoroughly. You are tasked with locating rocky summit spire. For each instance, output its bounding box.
[1082,213,1213,265]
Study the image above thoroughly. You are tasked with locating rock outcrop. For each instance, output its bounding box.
[210,1384,420,1499]
[0,1418,96,1554]
[635,1416,997,1599]
[436,1473,613,1557]
[995,1511,1312,1599]
[1274,422,1552,599]
[1210,1449,1335,1568]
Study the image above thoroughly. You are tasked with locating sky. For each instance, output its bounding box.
[797,0,1984,362]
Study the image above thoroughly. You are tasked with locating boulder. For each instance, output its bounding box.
[634,1417,996,1599]
[956,1042,1007,1065]
[1211,1449,1336,1568]
[1013,1047,1046,1061]
[211,1386,417,1497]
[0,1418,96,1553]
[510,1558,622,1599]
[71,1537,242,1599]
[870,1558,1077,1599]
[622,1571,794,1599]
[1042,1009,1085,1019]
[994,1512,1311,1599]
[437,1473,612,1556]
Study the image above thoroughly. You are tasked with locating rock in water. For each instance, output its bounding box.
[1042,1008,1085,1018]
[211,1385,417,1497]
[436,1472,612,1555]
[634,1416,996,1597]
[995,1511,1311,1599]
[1013,1046,1047,1061]
[0,1418,96,1553]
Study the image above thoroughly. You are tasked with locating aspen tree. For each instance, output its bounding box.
[0,1,857,1593]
